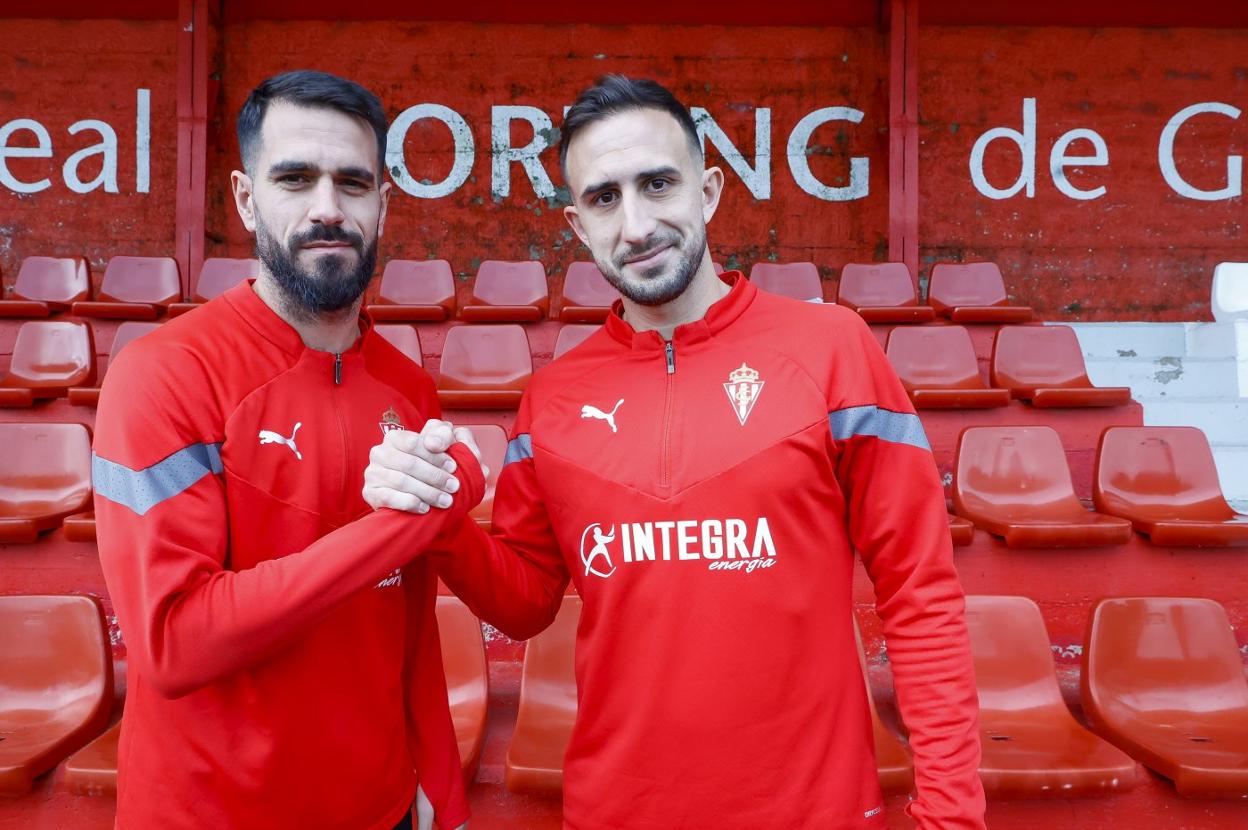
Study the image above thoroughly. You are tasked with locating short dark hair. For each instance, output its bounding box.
[559,75,703,183]
[237,70,388,180]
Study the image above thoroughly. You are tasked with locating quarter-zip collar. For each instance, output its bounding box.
[603,270,756,351]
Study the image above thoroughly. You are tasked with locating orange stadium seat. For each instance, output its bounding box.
[435,596,489,777]
[1094,426,1248,546]
[0,595,113,796]
[749,262,823,302]
[886,326,1011,409]
[836,263,935,323]
[62,511,97,543]
[0,423,93,543]
[366,259,457,321]
[68,321,160,407]
[992,325,1131,407]
[72,256,181,320]
[965,595,1137,797]
[506,595,580,793]
[559,262,619,322]
[466,424,507,530]
[953,426,1133,547]
[168,257,256,316]
[553,324,601,360]
[928,262,1034,323]
[949,513,975,546]
[436,325,532,409]
[460,261,548,322]
[374,324,423,367]
[61,720,120,796]
[0,256,90,317]
[853,617,914,794]
[0,320,95,407]
[1082,597,1248,797]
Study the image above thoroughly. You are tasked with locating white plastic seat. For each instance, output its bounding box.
[1212,262,1248,322]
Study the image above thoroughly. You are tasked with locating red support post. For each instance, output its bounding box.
[174,0,208,298]
[888,0,920,283]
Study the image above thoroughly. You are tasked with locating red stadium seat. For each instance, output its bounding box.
[0,423,93,543]
[992,325,1130,407]
[0,256,90,317]
[886,326,1011,409]
[72,256,181,320]
[0,320,95,407]
[436,325,532,409]
[553,324,601,360]
[949,513,975,546]
[374,324,423,367]
[366,259,457,321]
[435,596,489,777]
[0,595,112,795]
[63,511,97,543]
[953,426,1133,548]
[1094,427,1248,546]
[928,262,1033,323]
[837,263,935,323]
[168,258,256,316]
[749,262,823,302]
[1082,597,1248,797]
[465,424,507,530]
[68,321,159,407]
[61,720,119,796]
[559,262,619,322]
[853,617,913,794]
[506,595,580,793]
[966,595,1137,797]
[460,261,548,322]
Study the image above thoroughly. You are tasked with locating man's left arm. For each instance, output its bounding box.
[831,316,986,830]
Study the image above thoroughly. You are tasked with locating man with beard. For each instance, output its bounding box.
[93,71,483,830]
[363,76,986,828]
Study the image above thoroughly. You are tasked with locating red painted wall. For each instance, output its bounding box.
[919,26,1248,320]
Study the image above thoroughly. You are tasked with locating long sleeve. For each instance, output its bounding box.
[93,344,486,700]
[831,318,987,829]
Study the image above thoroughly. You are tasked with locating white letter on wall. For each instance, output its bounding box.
[0,119,53,194]
[1049,128,1109,200]
[136,88,150,194]
[63,120,119,194]
[491,106,557,200]
[969,97,1036,200]
[691,106,772,200]
[787,107,868,201]
[386,104,474,199]
[1159,102,1242,201]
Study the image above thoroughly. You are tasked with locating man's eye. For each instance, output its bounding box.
[594,192,617,207]
[341,180,369,191]
[648,178,670,192]
[278,174,308,185]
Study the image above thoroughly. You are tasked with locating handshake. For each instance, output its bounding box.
[362,419,491,515]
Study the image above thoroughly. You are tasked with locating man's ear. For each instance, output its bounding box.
[701,165,725,224]
[563,202,591,248]
[377,180,392,238]
[231,169,257,233]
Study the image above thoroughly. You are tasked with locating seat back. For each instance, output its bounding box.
[519,595,580,722]
[376,259,456,310]
[194,258,255,302]
[434,595,488,769]
[561,262,619,312]
[553,324,601,360]
[749,262,822,302]
[469,261,549,312]
[965,595,1066,713]
[11,257,90,306]
[0,423,93,515]
[928,262,1009,313]
[992,325,1092,390]
[3,320,95,390]
[437,325,532,393]
[1095,427,1235,522]
[109,322,160,363]
[1211,261,1248,322]
[886,326,985,390]
[1085,597,1248,719]
[465,424,507,526]
[837,262,917,309]
[374,324,423,367]
[98,256,181,305]
[0,594,110,721]
[954,426,1082,515]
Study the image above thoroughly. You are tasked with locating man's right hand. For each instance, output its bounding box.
[363,418,488,514]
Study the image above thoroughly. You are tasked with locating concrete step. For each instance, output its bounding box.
[1211,444,1248,504]
[1085,356,1240,399]
[1141,398,1248,445]
[1061,322,1189,359]
[1185,320,1248,359]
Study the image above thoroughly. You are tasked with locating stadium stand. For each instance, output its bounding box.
[0,257,90,317]
[928,262,1034,323]
[465,423,507,530]
[435,596,490,778]
[61,722,120,797]
[436,324,532,408]
[366,259,458,321]
[168,258,256,316]
[0,423,93,543]
[374,323,424,367]
[558,262,618,322]
[460,261,549,322]
[552,323,600,359]
[1211,262,1248,323]
[853,617,914,794]
[836,262,935,323]
[71,256,181,320]
[68,321,160,407]
[748,262,823,302]
[886,326,1011,408]
[0,320,95,406]
[992,325,1132,407]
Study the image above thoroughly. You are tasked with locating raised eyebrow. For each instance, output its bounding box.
[638,165,681,182]
[336,166,377,183]
[580,178,618,202]
[267,161,376,182]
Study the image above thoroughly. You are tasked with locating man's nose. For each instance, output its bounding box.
[307,176,346,225]
[619,191,659,248]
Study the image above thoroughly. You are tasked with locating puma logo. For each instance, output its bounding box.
[581,399,623,433]
[258,422,303,461]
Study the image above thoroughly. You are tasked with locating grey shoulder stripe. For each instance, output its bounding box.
[829,405,931,452]
[504,433,533,467]
[92,442,224,516]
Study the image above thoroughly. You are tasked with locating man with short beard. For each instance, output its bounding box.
[364,76,986,828]
[93,71,483,830]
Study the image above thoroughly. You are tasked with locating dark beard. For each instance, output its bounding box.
[255,218,378,320]
[597,226,706,307]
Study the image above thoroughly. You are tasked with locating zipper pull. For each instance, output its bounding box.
[665,341,675,375]
[334,353,342,385]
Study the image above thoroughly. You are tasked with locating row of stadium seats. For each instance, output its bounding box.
[1,254,1031,324]
[3,421,1242,547]
[3,593,1244,800]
